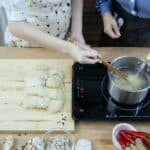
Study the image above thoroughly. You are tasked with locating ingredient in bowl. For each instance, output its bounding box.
[142,138,150,150]
[122,130,150,139]
[46,136,71,150]
[117,133,127,149]
[117,129,150,150]
[113,72,147,91]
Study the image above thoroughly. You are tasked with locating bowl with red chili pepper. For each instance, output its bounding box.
[112,123,150,150]
[112,123,136,150]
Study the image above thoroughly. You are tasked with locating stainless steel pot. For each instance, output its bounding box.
[108,56,150,105]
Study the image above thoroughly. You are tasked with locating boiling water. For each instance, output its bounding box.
[112,69,149,91]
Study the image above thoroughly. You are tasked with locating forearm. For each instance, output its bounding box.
[71,0,83,34]
[8,21,72,54]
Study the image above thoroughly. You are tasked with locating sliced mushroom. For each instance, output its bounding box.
[46,76,63,88]
[21,96,49,110]
[24,87,48,97]
[48,99,64,113]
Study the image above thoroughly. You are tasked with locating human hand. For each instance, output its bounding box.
[102,12,121,39]
[68,33,85,45]
[68,43,100,64]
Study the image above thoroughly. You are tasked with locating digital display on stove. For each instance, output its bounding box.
[72,63,150,121]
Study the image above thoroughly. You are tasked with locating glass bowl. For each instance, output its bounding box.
[41,128,75,150]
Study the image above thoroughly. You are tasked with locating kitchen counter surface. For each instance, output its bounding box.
[0,47,149,60]
[0,47,149,150]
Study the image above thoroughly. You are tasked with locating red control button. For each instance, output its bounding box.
[80,87,85,94]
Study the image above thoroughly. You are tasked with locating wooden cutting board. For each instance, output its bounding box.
[0,59,74,131]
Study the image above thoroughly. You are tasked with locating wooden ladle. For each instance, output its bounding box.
[71,40,128,81]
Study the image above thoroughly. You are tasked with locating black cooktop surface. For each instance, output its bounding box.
[72,63,150,120]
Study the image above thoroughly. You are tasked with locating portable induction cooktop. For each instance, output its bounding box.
[72,63,150,120]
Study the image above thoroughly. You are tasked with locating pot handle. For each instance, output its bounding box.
[146,61,150,73]
[137,60,150,73]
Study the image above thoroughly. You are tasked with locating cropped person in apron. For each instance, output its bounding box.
[0,0,100,64]
[96,0,150,46]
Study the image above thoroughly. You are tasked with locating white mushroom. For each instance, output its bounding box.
[3,135,14,150]
[48,69,65,80]
[21,96,49,110]
[25,76,46,87]
[24,87,48,97]
[47,88,65,101]
[25,70,49,87]
[36,65,49,72]
[46,76,63,88]
[48,99,64,113]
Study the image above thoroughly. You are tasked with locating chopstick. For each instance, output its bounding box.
[101,60,128,80]
[70,40,128,81]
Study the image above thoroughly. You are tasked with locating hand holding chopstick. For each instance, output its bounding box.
[68,38,102,63]
[69,39,128,81]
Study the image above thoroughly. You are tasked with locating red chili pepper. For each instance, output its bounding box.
[142,138,150,150]
[120,131,136,145]
[138,132,150,138]
[123,137,130,148]
[119,132,131,148]
[121,130,146,139]
[117,133,126,149]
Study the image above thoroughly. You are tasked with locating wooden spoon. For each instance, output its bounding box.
[71,40,128,81]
